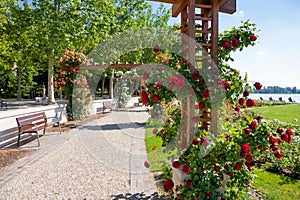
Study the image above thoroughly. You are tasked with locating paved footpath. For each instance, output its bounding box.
[0,107,161,199]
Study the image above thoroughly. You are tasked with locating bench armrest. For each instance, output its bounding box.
[46,116,60,120]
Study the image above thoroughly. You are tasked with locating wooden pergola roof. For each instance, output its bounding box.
[149,0,236,16]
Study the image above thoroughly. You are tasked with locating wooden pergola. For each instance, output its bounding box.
[80,0,236,146]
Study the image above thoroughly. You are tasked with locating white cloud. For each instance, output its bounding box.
[239,10,244,15]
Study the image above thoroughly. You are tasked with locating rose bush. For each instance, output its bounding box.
[141,21,298,199]
[55,49,92,121]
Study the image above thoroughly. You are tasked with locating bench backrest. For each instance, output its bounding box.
[16,112,47,132]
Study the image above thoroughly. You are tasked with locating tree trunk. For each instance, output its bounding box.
[47,46,56,104]
[109,69,114,99]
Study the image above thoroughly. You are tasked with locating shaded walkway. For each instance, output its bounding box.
[0,107,160,199]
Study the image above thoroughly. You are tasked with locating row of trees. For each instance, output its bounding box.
[254,86,298,94]
[0,0,171,101]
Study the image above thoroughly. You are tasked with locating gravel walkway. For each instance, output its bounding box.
[0,107,159,199]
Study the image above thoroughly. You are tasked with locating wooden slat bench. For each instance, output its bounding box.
[16,112,61,146]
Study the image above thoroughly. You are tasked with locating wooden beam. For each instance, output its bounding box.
[148,0,181,4]
[172,1,188,17]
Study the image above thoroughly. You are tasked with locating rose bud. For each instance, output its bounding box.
[254,82,262,90]
[235,162,243,171]
[250,35,257,41]
[243,90,250,97]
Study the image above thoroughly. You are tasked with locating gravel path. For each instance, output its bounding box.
[0,107,158,199]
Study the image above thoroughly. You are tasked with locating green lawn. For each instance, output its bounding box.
[252,104,300,123]
[252,168,300,200]
[145,119,172,172]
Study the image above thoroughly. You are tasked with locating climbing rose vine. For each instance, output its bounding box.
[140,21,297,199]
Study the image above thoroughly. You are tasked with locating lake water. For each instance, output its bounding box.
[249,93,300,103]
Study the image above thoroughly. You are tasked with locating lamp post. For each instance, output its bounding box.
[13,62,22,101]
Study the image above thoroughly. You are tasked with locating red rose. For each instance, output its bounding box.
[286,128,294,135]
[250,35,257,41]
[201,137,209,147]
[269,135,278,144]
[153,96,159,103]
[170,76,178,83]
[141,90,149,105]
[235,162,243,171]
[191,71,201,80]
[249,121,258,130]
[277,128,284,134]
[176,79,186,89]
[192,138,200,146]
[232,38,239,47]
[172,161,181,169]
[255,115,263,122]
[198,81,205,87]
[239,98,245,106]
[182,165,191,174]
[142,73,149,80]
[244,128,252,135]
[240,151,246,157]
[272,145,278,151]
[254,82,262,90]
[223,40,231,49]
[152,128,158,134]
[246,99,255,107]
[168,83,174,90]
[186,180,193,187]
[243,90,250,97]
[246,154,253,163]
[206,191,212,197]
[281,133,289,142]
[201,90,210,99]
[144,160,150,168]
[223,81,230,90]
[153,45,160,53]
[163,179,174,192]
[214,165,221,172]
[235,106,240,112]
[155,82,162,89]
[198,102,205,109]
[257,144,263,150]
[275,150,283,159]
[242,143,251,153]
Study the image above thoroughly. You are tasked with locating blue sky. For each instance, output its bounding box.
[149,0,300,88]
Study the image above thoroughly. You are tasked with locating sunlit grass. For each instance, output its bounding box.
[252,168,300,200]
[252,104,300,124]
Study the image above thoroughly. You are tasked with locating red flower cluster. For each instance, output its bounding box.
[169,75,186,89]
[141,90,149,105]
[182,165,191,174]
[164,179,174,192]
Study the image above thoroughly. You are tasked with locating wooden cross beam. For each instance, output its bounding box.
[149,0,236,17]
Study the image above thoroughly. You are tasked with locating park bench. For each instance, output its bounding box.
[16,112,61,146]
[0,99,7,110]
[96,101,116,114]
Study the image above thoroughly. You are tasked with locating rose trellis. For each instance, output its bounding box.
[141,21,296,199]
